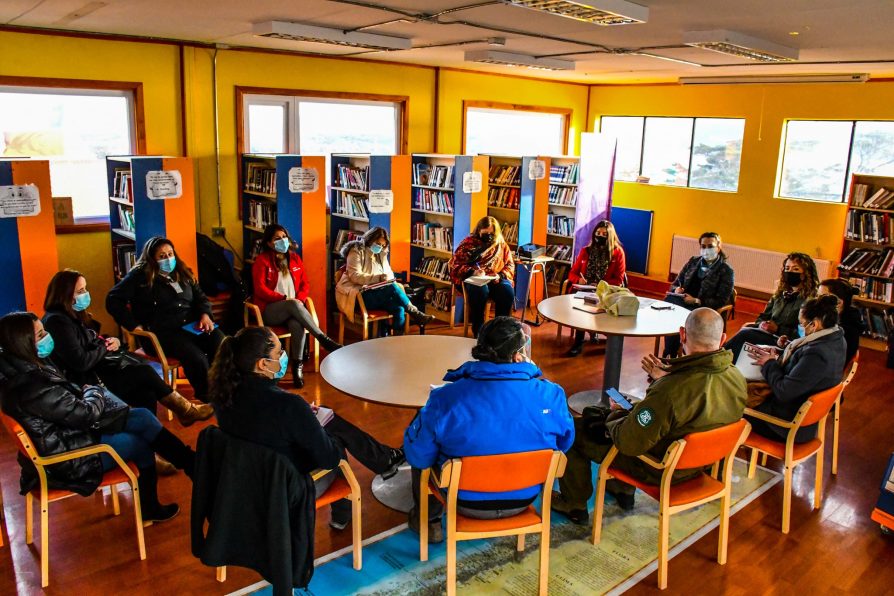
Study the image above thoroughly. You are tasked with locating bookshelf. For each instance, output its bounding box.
[544,156,580,294]
[106,156,196,283]
[839,172,894,350]
[0,159,58,314]
[240,153,328,324]
[410,154,489,324]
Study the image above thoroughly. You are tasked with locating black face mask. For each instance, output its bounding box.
[783,271,802,287]
[480,233,495,245]
[594,236,607,247]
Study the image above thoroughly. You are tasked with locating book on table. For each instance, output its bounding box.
[572,283,596,291]
[464,274,498,287]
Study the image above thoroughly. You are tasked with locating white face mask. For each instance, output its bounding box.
[700,247,719,261]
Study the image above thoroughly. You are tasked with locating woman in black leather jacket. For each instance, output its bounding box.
[106,236,225,402]
[0,312,195,522]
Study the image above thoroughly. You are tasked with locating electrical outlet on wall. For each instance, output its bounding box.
[211,226,226,237]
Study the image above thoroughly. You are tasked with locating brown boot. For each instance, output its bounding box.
[155,454,178,476]
[159,392,214,427]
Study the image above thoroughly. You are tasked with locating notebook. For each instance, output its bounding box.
[314,406,335,427]
[734,343,776,381]
[464,275,498,287]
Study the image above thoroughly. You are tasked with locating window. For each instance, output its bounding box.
[0,83,137,219]
[600,116,746,191]
[778,120,894,202]
[464,102,569,156]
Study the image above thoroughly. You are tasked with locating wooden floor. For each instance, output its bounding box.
[1,308,893,595]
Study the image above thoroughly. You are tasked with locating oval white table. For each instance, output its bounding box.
[321,334,477,511]
[537,294,689,413]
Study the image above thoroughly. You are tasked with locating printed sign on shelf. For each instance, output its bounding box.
[462,171,483,193]
[528,159,546,180]
[368,190,394,214]
[146,170,183,199]
[288,167,319,193]
[0,184,41,218]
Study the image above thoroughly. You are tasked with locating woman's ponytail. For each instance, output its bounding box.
[208,327,277,409]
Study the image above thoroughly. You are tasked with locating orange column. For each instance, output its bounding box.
[161,157,197,268]
[13,160,58,314]
[389,155,411,275]
[300,156,329,327]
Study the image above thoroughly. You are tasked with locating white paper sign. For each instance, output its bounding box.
[288,167,319,193]
[368,189,394,213]
[145,170,183,199]
[462,171,483,193]
[0,184,41,218]
[528,159,546,180]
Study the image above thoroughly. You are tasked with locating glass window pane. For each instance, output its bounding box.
[0,90,132,218]
[248,104,286,153]
[848,121,894,180]
[600,116,644,181]
[298,101,398,156]
[641,117,693,186]
[689,118,746,192]
[779,121,852,202]
[465,108,565,155]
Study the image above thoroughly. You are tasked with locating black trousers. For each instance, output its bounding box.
[464,279,515,336]
[147,328,225,401]
[723,327,778,364]
[96,360,172,413]
[662,294,693,357]
[325,414,395,474]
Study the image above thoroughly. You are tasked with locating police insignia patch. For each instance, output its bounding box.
[636,408,654,427]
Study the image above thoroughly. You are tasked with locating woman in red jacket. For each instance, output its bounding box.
[252,224,341,388]
[565,220,626,356]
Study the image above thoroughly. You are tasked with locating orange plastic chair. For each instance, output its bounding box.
[122,327,182,421]
[744,383,844,534]
[460,281,496,338]
[592,418,751,590]
[244,298,320,373]
[0,412,145,587]
[833,352,859,476]
[419,449,567,596]
[215,459,362,582]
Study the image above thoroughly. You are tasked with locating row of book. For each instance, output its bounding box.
[116,204,135,232]
[547,214,575,237]
[550,163,579,185]
[413,256,451,282]
[414,189,454,214]
[546,263,570,286]
[839,248,894,279]
[852,184,894,210]
[548,185,577,207]
[847,276,894,305]
[244,162,277,195]
[412,223,453,252]
[546,243,573,263]
[334,164,369,191]
[413,164,454,189]
[845,210,892,244]
[860,307,894,339]
[246,199,276,230]
[430,286,452,312]
[333,229,364,254]
[112,169,133,202]
[246,238,265,261]
[332,192,369,219]
[488,186,520,209]
[113,244,137,280]
[488,165,520,186]
[501,221,519,245]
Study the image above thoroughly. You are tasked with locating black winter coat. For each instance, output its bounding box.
[42,310,108,386]
[669,255,735,310]
[839,306,865,364]
[106,265,213,333]
[0,354,105,496]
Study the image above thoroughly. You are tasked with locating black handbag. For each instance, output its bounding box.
[580,405,615,444]
[102,348,149,370]
[84,386,130,434]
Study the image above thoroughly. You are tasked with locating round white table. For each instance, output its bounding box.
[320,334,477,511]
[537,294,689,413]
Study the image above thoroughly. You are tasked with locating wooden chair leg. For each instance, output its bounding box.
[40,493,49,587]
[832,400,841,476]
[718,490,731,565]
[747,448,758,479]
[592,472,608,545]
[446,536,457,596]
[760,453,768,466]
[352,493,362,570]
[814,449,824,510]
[216,566,227,582]
[782,465,793,534]
[25,492,33,545]
[313,334,320,373]
[111,484,120,516]
[338,315,345,345]
[517,534,525,552]
[419,487,429,562]
[132,478,147,560]
[657,506,670,590]
[538,529,550,596]
[363,319,370,341]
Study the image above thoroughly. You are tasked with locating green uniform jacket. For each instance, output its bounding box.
[755,293,807,339]
[607,349,747,486]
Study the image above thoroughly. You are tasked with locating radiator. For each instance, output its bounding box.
[670,235,832,294]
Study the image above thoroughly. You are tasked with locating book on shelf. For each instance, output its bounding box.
[501,221,518,245]
[839,247,894,277]
[116,204,135,232]
[113,244,137,278]
[413,256,450,282]
[549,163,579,185]
[334,164,369,191]
[546,244,573,262]
[244,162,277,194]
[247,199,276,229]
[431,287,452,312]
[547,213,575,236]
[546,262,570,286]
[548,185,577,206]
[333,191,369,219]
[487,186,520,209]
[412,222,453,252]
[860,306,894,339]
[112,169,133,202]
[413,163,454,188]
[246,238,265,261]
[845,275,894,304]
[488,165,520,186]
[845,210,892,244]
[414,189,454,214]
[333,229,364,254]
[859,187,894,210]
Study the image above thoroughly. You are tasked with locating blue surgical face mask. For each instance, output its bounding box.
[370,243,383,255]
[797,324,806,338]
[36,333,55,359]
[72,291,91,312]
[157,256,176,274]
[273,237,290,254]
[268,351,289,380]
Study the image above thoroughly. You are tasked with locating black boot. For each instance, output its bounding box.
[150,428,196,478]
[566,331,585,357]
[292,363,304,389]
[408,307,435,327]
[318,334,342,353]
[137,466,180,524]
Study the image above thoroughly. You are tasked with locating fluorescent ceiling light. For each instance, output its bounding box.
[465,50,576,71]
[500,0,648,25]
[634,52,702,67]
[679,74,869,85]
[684,29,799,62]
[253,21,412,51]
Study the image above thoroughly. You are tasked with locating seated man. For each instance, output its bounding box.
[403,316,575,542]
[552,308,746,521]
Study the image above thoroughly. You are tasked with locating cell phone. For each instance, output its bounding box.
[743,342,767,357]
[605,387,634,411]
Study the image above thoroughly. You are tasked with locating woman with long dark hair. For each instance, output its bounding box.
[818,278,864,363]
[251,224,341,388]
[107,236,225,402]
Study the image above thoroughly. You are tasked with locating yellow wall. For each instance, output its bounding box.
[588,81,894,278]
[56,232,116,330]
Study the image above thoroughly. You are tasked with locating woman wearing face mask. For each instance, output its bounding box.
[723,252,819,362]
[565,220,626,356]
[817,278,864,364]
[448,216,516,337]
[208,327,405,531]
[251,224,342,388]
[107,236,225,402]
[662,232,735,357]
[745,295,845,443]
[336,226,434,337]
[0,312,196,523]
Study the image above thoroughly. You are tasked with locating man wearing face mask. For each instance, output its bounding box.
[552,309,746,520]
[662,232,735,358]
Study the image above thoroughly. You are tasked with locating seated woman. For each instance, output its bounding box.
[0,312,195,522]
[107,236,225,402]
[663,232,735,357]
[818,278,864,364]
[208,326,405,531]
[252,224,341,388]
[336,226,434,336]
[42,270,213,426]
[565,220,626,356]
[724,252,818,362]
[448,216,515,337]
[745,295,846,443]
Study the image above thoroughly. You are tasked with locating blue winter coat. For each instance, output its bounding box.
[403,360,574,502]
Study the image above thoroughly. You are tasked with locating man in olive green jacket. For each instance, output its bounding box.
[554,308,747,521]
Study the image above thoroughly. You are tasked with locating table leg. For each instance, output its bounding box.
[567,335,625,414]
[370,464,414,512]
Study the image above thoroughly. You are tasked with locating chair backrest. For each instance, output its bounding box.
[455,449,556,493]
[799,383,844,427]
[243,301,263,327]
[842,353,859,386]
[675,419,750,470]
[1,411,35,460]
[334,265,346,284]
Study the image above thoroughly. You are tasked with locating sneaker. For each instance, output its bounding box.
[607,488,636,511]
[408,508,444,543]
[381,448,406,480]
[550,491,589,525]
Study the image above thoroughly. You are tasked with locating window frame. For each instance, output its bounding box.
[462,100,571,155]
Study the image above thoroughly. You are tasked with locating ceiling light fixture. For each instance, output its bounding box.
[634,52,703,68]
[684,30,799,62]
[465,50,576,71]
[500,0,648,26]
[253,21,412,51]
[679,74,869,85]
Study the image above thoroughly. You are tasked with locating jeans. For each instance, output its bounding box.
[97,360,172,413]
[464,279,515,336]
[99,407,162,471]
[263,299,327,362]
[361,283,411,332]
[150,328,225,401]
